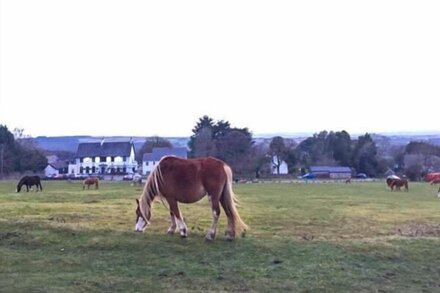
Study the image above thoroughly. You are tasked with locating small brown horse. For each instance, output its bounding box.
[430,178,440,185]
[83,177,99,190]
[135,156,247,241]
[388,178,409,191]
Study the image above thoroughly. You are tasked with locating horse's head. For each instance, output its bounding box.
[16,178,24,193]
[134,198,149,232]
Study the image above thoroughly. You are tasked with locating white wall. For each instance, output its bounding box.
[271,156,289,175]
[45,165,59,177]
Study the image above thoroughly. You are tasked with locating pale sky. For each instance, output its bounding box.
[1,1,439,137]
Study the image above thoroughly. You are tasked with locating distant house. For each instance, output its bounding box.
[68,139,138,175]
[271,156,289,175]
[142,147,188,175]
[309,166,352,179]
[45,161,68,177]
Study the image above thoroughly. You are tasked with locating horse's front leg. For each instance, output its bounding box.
[205,195,221,241]
[167,212,177,234]
[168,200,187,238]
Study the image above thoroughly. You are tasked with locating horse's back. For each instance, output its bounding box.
[160,156,227,180]
[158,156,228,201]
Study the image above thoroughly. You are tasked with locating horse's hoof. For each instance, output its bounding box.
[180,234,187,239]
[205,232,215,241]
[225,230,235,241]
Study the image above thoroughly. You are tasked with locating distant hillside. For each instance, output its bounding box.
[34,136,92,152]
[34,136,191,153]
[34,133,439,154]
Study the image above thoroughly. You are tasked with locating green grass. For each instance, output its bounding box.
[1,180,440,292]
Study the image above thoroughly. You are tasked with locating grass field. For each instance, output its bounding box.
[1,180,440,292]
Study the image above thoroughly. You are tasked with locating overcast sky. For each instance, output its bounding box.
[1,1,439,137]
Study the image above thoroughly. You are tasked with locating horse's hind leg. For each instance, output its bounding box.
[167,212,177,234]
[205,195,221,241]
[168,200,187,238]
[220,196,235,241]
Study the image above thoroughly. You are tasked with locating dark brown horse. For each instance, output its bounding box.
[83,177,99,189]
[388,178,409,191]
[16,175,43,192]
[135,156,247,241]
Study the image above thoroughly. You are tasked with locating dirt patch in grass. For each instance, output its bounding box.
[48,213,95,224]
[83,200,100,204]
[0,231,21,241]
[397,224,440,237]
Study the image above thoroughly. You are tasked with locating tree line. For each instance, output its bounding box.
[186,116,440,180]
[2,118,439,181]
[0,125,47,177]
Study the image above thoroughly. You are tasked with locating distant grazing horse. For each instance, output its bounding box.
[83,177,99,190]
[132,174,143,186]
[135,156,248,241]
[388,178,409,191]
[16,175,43,192]
[430,178,440,185]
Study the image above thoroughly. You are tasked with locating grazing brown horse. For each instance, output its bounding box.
[83,177,99,190]
[430,178,440,185]
[388,178,409,191]
[135,156,248,241]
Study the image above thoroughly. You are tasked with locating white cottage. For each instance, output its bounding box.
[271,155,289,175]
[142,147,188,175]
[69,139,138,175]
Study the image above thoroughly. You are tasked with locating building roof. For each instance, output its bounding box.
[310,166,352,173]
[143,147,188,162]
[76,141,134,158]
[49,160,68,169]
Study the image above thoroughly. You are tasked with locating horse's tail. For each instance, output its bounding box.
[221,165,248,234]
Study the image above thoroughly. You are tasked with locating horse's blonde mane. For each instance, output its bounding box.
[138,156,171,220]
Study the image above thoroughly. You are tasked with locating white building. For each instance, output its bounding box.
[45,158,68,177]
[142,147,188,175]
[68,139,138,175]
[271,155,289,175]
